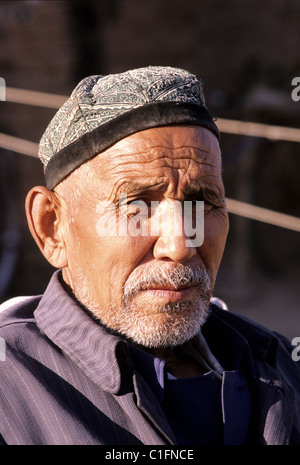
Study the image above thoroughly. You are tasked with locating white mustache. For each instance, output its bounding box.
[123,265,212,302]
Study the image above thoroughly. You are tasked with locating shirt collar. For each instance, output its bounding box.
[34,270,133,395]
[129,311,255,405]
[34,270,278,396]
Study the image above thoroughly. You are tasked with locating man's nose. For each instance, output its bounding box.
[152,199,197,263]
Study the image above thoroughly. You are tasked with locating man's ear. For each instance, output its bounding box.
[25,186,68,268]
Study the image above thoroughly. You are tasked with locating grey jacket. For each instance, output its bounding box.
[0,271,299,445]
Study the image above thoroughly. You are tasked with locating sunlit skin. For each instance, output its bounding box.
[26,125,229,377]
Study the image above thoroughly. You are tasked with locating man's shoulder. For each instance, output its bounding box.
[0,295,44,372]
[209,303,298,369]
[210,302,281,340]
[209,302,273,336]
[0,295,42,337]
[0,271,63,333]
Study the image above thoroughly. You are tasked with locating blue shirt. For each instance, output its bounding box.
[130,315,254,445]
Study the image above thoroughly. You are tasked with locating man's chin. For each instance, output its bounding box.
[72,276,212,349]
[114,300,212,349]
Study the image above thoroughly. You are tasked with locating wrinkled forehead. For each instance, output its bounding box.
[56,126,224,206]
[108,125,219,155]
[93,126,221,174]
[74,126,223,202]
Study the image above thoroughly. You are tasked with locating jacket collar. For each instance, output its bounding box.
[34,270,133,395]
[34,272,295,444]
[34,273,280,394]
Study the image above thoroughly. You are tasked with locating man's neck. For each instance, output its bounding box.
[147,346,207,379]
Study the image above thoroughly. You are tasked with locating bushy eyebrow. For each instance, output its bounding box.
[110,180,222,206]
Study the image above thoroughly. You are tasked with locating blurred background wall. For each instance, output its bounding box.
[0,0,299,339]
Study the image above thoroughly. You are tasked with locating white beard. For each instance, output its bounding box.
[73,264,213,349]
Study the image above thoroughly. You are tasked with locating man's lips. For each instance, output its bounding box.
[139,284,197,301]
[143,284,192,290]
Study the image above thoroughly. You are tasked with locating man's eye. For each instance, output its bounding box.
[186,199,213,217]
[127,198,147,206]
[127,199,150,210]
[190,199,203,206]
[188,198,207,207]
[126,199,150,217]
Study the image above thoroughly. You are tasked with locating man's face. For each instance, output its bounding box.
[59,126,229,348]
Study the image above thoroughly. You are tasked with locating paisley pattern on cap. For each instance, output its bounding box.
[39,66,207,168]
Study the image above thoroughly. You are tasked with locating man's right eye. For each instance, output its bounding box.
[127,198,146,205]
[126,199,150,217]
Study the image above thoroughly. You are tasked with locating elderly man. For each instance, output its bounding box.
[0,66,299,445]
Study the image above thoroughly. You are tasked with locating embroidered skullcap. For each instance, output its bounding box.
[39,66,220,189]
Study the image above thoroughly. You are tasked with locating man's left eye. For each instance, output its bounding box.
[126,199,151,216]
[127,198,147,205]
[127,198,149,209]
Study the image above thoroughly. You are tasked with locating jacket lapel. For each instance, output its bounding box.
[211,307,296,445]
[133,371,177,444]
